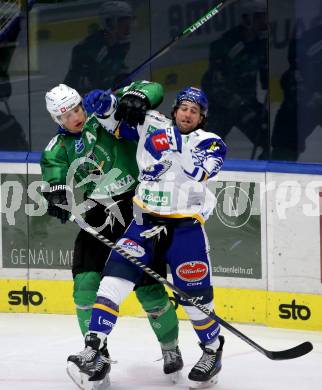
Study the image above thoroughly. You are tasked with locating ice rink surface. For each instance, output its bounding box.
[0,313,321,390]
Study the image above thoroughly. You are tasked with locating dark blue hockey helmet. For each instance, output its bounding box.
[174,87,208,116]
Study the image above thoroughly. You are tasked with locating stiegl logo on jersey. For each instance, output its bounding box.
[176,261,208,283]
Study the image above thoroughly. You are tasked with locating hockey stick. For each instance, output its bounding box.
[0,0,36,42]
[70,214,313,361]
[112,0,238,90]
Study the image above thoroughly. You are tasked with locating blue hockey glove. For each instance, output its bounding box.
[144,126,182,160]
[83,89,116,118]
[115,121,139,140]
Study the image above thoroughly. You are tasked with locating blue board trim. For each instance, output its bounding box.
[222,159,322,175]
[1,152,322,175]
[0,152,28,163]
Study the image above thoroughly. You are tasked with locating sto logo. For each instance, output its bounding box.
[117,238,145,257]
[176,261,208,282]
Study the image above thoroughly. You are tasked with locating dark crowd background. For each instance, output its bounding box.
[1,0,322,163]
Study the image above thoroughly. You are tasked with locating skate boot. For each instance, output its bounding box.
[188,335,224,389]
[67,332,111,390]
[162,345,184,383]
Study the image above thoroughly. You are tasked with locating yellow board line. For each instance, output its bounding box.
[0,279,321,331]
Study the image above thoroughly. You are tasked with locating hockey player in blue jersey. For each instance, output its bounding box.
[68,86,227,389]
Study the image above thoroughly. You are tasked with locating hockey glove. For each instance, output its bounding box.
[144,126,182,160]
[114,91,150,127]
[43,184,70,224]
[83,89,117,118]
[115,121,139,141]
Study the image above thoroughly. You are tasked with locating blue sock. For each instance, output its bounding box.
[191,316,220,345]
[89,296,119,334]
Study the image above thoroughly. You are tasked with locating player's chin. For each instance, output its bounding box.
[69,125,83,133]
[178,123,194,134]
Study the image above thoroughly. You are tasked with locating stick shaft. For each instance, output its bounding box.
[71,215,313,360]
[112,0,237,90]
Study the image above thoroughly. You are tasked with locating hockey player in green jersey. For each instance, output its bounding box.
[41,81,182,386]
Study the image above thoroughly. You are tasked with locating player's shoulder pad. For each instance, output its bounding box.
[189,129,220,145]
[145,110,170,126]
[145,109,166,120]
[44,134,64,152]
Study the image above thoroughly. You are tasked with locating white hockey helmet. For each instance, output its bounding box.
[45,84,82,125]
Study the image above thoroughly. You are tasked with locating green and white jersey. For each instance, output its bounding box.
[41,81,163,199]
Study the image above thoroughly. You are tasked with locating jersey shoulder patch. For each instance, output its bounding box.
[44,134,62,152]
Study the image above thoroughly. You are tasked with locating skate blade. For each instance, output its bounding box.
[166,370,182,384]
[66,361,90,390]
[189,374,218,389]
[92,375,111,390]
[66,362,111,390]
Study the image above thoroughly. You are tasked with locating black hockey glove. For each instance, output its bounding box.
[43,184,70,224]
[114,91,150,127]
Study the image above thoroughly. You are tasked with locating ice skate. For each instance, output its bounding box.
[162,345,183,383]
[188,335,224,389]
[66,361,110,390]
[67,332,111,390]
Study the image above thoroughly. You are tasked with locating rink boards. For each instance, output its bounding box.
[0,158,322,331]
[0,278,322,331]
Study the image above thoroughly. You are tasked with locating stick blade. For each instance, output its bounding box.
[267,341,313,360]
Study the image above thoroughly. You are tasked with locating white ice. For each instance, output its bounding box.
[0,313,321,390]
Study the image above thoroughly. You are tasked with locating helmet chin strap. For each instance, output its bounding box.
[51,113,63,126]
